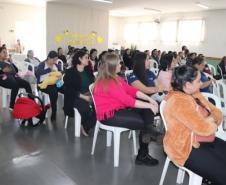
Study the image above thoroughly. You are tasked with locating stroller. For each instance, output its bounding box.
[12,93,50,127]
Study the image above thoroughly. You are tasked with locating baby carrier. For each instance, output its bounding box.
[12,93,50,126]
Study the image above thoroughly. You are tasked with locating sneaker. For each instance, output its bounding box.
[135,154,159,166]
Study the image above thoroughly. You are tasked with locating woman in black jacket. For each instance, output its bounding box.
[63,50,96,135]
[0,47,32,109]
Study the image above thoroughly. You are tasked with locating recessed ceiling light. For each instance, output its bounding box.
[92,0,113,4]
[196,2,209,9]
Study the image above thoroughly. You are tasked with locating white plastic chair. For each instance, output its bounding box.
[11,54,26,62]
[89,84,137,167]
[24,61,35,75]
[150,59,159,69]
[64,108,82,137]
[217,65,223,79]
[215,80,226,116]
[38,91,50,118]
[159,100,203,185]
[124,70,133,82]
[202,92,226,141]
[207,64,216,76]
[0,87,11,108]
[150,59,159,76]
[57,59,64,71]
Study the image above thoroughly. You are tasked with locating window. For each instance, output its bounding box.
[138,22,158,41]
[178,20,205,43]
[160,21,177,43]
[124,23,138,44]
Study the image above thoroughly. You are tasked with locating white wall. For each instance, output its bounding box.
[0,3,46,60]
[46,2,109,53]
[109,9,226,57]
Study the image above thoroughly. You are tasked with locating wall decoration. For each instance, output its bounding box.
[54,31,104,45]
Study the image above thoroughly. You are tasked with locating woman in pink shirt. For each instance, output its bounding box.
[157,53,178,91]
[93,53,159,166]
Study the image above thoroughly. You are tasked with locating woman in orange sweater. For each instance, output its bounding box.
[163,65,226,185]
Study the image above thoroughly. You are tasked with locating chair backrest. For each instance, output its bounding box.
[150,68,159,76]
[217,65,223,79]
[24,61,35,75]
[57,59,64,71]
[202,92,226,141]
[150,59,158,69]
[89,83,97,110]
[201,92,221,109]
[207,64,216,76]
[124,70,133,83]
[93,72,98,78]
[215,80,226,109]
[11,54,26,62]
[160,100,167,131]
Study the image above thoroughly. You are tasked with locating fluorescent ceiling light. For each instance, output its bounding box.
[144,7,161,13]
[92,0,113,3]
[196,2,209,9]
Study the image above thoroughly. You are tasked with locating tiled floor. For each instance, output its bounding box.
[0,101,188,185]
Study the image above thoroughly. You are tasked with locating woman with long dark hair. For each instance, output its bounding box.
[127,52,165,97]
[64,50,96,136]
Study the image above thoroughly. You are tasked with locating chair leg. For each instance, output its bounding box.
[159,157,171,185]
[113,130,121,167]
[74,109,81,137]
[91,122,100,155]
[132,130,137,155]
[176,169,185,184]
[2,88,8,108]
[128,130,132,139]
[188,172,202,185]
[64,116,68,129]
[106,131,112,147]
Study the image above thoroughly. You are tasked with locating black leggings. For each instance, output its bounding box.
[101,109,155,153]
[184,138,226,185]
[0,75,32,108]
[74,98,96,131]
[39,85,64,115]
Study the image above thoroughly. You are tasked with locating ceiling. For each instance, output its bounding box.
[0,0,226,16]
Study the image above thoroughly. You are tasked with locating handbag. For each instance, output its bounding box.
[193,97,215,143]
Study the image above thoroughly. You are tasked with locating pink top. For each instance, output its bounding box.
[93,76,138,121]
[157,70,172,91]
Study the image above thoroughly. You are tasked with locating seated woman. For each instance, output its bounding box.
[24,50,40,67]
[35,51,64,121]
[0,46,32,109]
[192,56,214,93]
[217,56,226,79]
[93,53,159,166]
[157,53,178,91]
[63,50,96,136]
[163,65,226,185]
[127,52,166,102]
[89,48,98,72]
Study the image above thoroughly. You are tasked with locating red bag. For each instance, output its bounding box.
[12,97,42,119]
